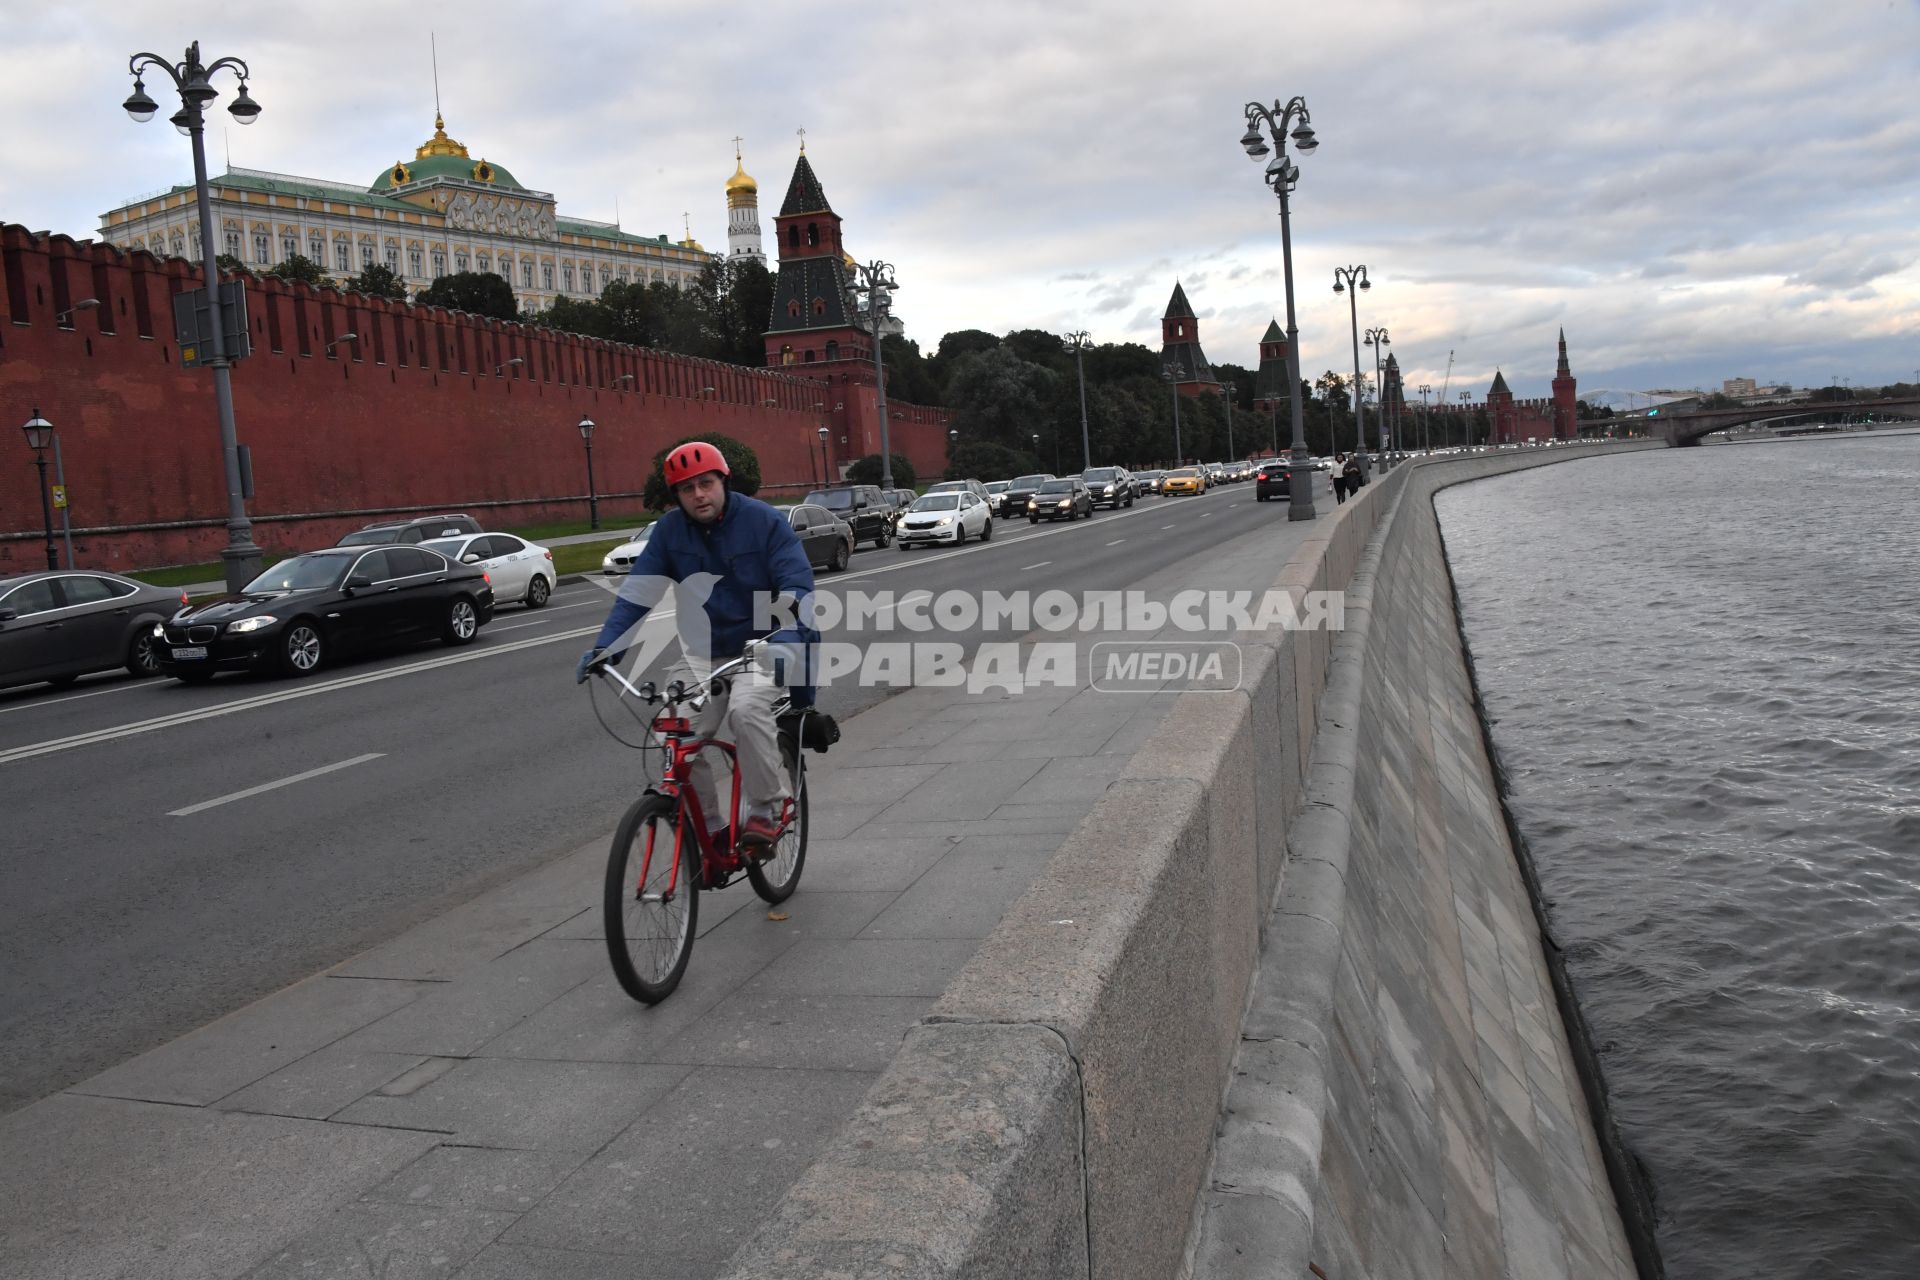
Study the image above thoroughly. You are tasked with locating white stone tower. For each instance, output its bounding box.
[725,139,763,263]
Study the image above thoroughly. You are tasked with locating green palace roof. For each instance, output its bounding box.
[370,152,526,193]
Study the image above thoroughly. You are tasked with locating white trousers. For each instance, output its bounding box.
[684,667,787,829]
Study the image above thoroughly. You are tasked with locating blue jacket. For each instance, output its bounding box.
[593,492,818,702]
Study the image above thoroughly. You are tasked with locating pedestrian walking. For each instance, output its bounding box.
[1331,453,1350,503]
[1341,454,1364,501]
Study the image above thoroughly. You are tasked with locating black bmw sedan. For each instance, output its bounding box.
[154,546,494,682]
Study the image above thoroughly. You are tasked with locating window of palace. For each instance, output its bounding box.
[385,242,400,272]
[455,251,468,273]
[542,263,554,290]
[562,264,574,293]
[309,234,324,262]
[172,233,187,259]
[477,253,490,273]
[253,233,270,264]
[408,248,423,277]
[432,250,446,278]
[522,262,533,287]
[225,228,241,257]
[361,242,375,268]
[282,234,297,261]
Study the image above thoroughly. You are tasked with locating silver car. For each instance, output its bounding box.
[0,570,186,690]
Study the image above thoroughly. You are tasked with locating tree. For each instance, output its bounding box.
[944,345,1057,451]
[265,253,326,285]
[214,253,249,277]
[345,262,407,301]
[417,271,518,320]
[947,439,1028,481]
[847,453,916,489]
[641,433,762,511]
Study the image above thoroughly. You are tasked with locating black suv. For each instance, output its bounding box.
[802,485,893,548]
[338,514,483,547]
[1001,473,1055,517]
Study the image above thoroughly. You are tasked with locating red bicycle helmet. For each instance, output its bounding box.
[663,441,731,489]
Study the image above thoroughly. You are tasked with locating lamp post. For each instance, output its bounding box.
[1162,364,1185,466]
[1221,380,1237,459]
[21,411,57,570]
[948,427,959,473]
[816,425,830,486]
[1459,391,1472,448]
[846,259,900,490]
[1365,327,1390,468]
[1418,384,1432,453]
[577,416,599,530]
[1066,329,1093,470]
[1243,96,1320,521]
[56,298,101,327]
[324,331,358,357]
[124,41,265,592]
[1332,264,1370,478]
[1031,432,1041,469]
[495,357,524,375]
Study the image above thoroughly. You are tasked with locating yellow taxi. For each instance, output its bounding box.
[1160,467,1205,496]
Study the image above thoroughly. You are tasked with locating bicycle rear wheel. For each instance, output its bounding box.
[604,794,699,1003]
[747,742,808,904]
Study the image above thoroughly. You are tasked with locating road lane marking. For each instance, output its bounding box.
[1163,524,1176,529]
[870,590,932,617]
[0,625,605,766]
[0,679,151,716]
[169,752,386,816]
[1020,561,1051,571]
[1106,539,1125,546]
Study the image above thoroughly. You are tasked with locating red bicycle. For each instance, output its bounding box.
[589,642,832,1003]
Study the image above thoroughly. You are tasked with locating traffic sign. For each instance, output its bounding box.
[51,485,67,510]
[172,280,251,368]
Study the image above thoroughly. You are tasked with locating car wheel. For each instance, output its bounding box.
[1029,515,1038,524]
[126,628,161,677]
[954,523,966,546]
[1067,506,1077,521]
[874,526,891,549]
[280,620,324,677]
[442,596,480,646]
[982,517,993,541]
[830,541,850,572]
[525,573,552,609]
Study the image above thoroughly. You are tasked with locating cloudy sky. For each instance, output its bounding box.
[4,0,1916,401]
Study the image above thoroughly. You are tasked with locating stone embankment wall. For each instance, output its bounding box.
[719,444,1663,1280]
[0,225,950,570]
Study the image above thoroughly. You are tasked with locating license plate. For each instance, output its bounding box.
[171,646,207,660]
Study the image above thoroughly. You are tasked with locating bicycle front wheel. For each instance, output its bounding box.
[604,794,699,1003]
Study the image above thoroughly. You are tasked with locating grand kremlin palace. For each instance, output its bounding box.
[96,113,756,312]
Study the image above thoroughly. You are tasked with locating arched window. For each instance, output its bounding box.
[308,233,324,262]
[780,344,794,365]
[804,349,815,363]
[253,232,270,264]
[787,225,799,249]
[224,225,241,258]
[281,233,297,261]
[385,241,400,272]
[813,297,827,316]
[787,300,801,318]
[825,340,839,361]
[408,247,424,277]
[171,232,186,259]
[806,222,819,247]
[334,239,350,272]
[562,264,575,293]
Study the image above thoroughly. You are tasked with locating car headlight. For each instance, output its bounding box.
[935,516,952,526]
[1102,485,1115,495]
[1056,498,1071,508]
[1027,499,1036,509]
[151,622,167,637]
[227,615,277,633]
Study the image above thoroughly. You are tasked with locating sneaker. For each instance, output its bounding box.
[739,813,780,849]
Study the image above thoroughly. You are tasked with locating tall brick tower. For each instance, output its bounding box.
[1251,318,1291,417]
[1551,328,1578,440]
[1159,282,1219,395]
[763,147,867,370]
[1383,352,1405,451]
[1488,370,1518,445]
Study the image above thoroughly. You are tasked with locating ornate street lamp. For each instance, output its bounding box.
[1243,95,1319,520]
[846,259,900,490]
[1365,327,1390,468]
[1418,383,1432,452]
[124,41,264,591]
[1066,330,1093,470]
[1332,264,1371,476]
[816,425,831,487]
[577,415,599,530]
[21,411,57,570]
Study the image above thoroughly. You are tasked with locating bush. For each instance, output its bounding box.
[642,434,762,510]
[846,453,916,489]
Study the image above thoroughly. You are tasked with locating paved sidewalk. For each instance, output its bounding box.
[3,500,1341,1280]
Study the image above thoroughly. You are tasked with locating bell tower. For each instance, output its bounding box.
[1551,328,1578,440]
[725,138,763,263]
[1159,282,1219,395]
[762,145,865,370]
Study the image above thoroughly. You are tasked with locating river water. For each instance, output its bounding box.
[1433,433,1920,1279]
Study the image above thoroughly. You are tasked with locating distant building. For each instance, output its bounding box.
[1159,282,1219,395]
[99,112,716,312]
[726,142,764,264]
[1723,377,1758,397]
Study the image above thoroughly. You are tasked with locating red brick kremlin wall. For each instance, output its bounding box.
[0,227,950,571]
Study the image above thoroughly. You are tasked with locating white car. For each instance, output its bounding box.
[896,491,993,546]
[599,527,653,577]
[423,532,556,608]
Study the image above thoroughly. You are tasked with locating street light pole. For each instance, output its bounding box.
[577,416,599,530]
[1222,381,1236,459]
[1459,391,1472,448]
[22,412,57,570]
[1418,384,1432,453]
[847,259,900,490]
[1162,365,1184,466]
[1365,327,1390,468]
[1333,264,1370,478]
[124,41,265,593]
[51,429,76,568]
[1243,96,1321,520]
[1067,330,1093,470]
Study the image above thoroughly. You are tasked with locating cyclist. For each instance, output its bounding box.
[577,441,816,849]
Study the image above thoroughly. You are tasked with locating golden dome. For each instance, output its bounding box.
[725,154,758,209]
[415,112,471,160]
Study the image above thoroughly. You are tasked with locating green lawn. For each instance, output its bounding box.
[129,555,290,588]
[551,538,629,578]
[501,512,657,542]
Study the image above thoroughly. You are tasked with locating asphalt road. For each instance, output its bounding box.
[0,477,1323,1113]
